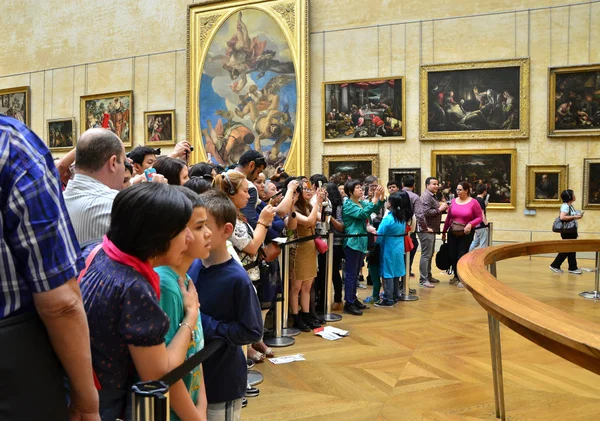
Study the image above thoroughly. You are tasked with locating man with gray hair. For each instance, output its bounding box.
[63,128,126,247]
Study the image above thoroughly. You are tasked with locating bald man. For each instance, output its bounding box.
[63,128,126,247]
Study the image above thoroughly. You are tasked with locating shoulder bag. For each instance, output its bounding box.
[551,205,578,234]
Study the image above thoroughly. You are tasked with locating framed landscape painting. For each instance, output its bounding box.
[583,158,600,210]
[323,154,379,184]
[323,77,405,142]
[47,118,76,152]
[548,64,600,137]
[188,0,309,177]
[420,58,529,140]
[80,90,133,147]
[388,167,421,195]
[145,110,176,146]
[0,86,29,127]
[525,165,568,208]
[431,149,516,209]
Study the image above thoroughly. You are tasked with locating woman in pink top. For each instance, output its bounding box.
[442,181,483,288]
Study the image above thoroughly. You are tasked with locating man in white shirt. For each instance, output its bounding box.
[63,128,126,247]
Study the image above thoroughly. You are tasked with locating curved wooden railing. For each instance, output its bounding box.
[458,239,600,375]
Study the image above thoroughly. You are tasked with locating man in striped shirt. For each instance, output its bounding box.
[0,116,99,420]
[64,128,126,248]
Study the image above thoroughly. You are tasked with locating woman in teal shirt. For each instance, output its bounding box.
[156,189,212,421]
[342,179,385,315]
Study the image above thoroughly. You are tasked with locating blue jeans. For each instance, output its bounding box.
[382,277,400,301]
[469,226,488,251]
[344,247,364,304]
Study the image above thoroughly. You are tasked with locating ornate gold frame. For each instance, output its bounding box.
[322,154,379,180]
[47,117,76,152]
[80,90,134,147]
[321,76,406,142]
[187,0,308,175]
[420,58,530,141]
[583,158,600,210]
[144,110,176,146]
[431,149,517,210]
[0,86,30,127]
[525,165,569,208]
[548,64,600,137]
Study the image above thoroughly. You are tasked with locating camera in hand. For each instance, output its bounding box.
[189,145,194,151]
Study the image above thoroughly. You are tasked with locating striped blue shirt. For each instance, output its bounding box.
[0,116,83,318]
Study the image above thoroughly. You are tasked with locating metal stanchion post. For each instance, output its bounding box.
[398,249,418,301]
[487,314,506,420]
[264,250,295,347]
[321,232,342,322]
[280,242,300,337]
[580,251,600,300]
[132,381,169,421]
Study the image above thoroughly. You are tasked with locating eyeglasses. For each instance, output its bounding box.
[456,188,464,191]
[302,188,312,192]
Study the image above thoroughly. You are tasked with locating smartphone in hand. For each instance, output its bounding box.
[144,168,156,181]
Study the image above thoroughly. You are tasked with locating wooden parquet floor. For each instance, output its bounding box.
[243,255,600,421]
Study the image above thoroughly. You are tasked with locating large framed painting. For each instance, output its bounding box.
[548,64,600,137]
[188,0,308,177]
[323,155,379,184]
[322,77,405,142]
[525,165,568,208]
[0,86,29,127]
[583,158,600,210]
[420,58,529,141]
[47,118,76,152]
[388,167,421,195]
[144,110,176,146]
[80,91,133,147]
[431,149,517,209]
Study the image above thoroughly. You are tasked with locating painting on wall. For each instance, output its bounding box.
[583,158,600,210]
[188,0,309,177]
[47,118,76,152]
[80,91,133,147]
[420,58,529,140]
[548,64,600,137]
[525,165,568,208]
[144,110,176,146]
[322,77,405,142]
[0,86,29,127]
[388,167,421,195]
[431,149,516,209]
[323,155,379,184]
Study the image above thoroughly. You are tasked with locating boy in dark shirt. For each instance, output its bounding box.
[188,190,263,420]
[469,183,489,251]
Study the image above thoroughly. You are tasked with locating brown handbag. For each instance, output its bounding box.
[450,222,466,236]
[261,242,281,262]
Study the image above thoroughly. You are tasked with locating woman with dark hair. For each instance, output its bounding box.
[442,181,483,288]
[325,182,345,311]
[342,179,385,315]
[550,189,584,274]
[375,191,411,307]
[289,178,325,331]
[79,183,201,420]
[189,162,216,180]
[184,176,213,195]
[154,156,190,186]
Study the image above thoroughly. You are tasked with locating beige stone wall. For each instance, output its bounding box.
[1,0,599,238]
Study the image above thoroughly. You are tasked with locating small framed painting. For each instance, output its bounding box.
[47,118,76,152]
[583,158,600,210]
[0,86,29,127]
[525,165,569,208]
[144,110,176,146]
[388,167,421,195]
[323,154,379,184]
[80,90,133,146]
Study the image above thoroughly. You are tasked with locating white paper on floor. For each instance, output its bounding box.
[314,326,349,341]
[268,353,306,364]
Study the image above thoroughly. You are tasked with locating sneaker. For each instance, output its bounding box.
[393,296,401,303]
[344,302,363,316]
[409,288,416,294]
[410,273,415,278]
[302,312,322,329]
[331,301,343,311]
[419,280,435,288]
[246,385,260,397]
[357,282,367,289]
[242,398,248,408]
[363,296,374,303]
[429,278,441,283]
[374,299,394,308]
[292,313,311,332]
[449,277,459,285]
[549,265,563,274]
[568,268,582,274]
[246,358,255,370]
[457,281,465,288]
[354,300,369,310]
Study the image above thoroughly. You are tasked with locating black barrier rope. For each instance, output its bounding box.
[158,338,226,386]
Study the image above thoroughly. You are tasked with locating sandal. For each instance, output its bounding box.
[252,342,275,358]
[247,347,265,363]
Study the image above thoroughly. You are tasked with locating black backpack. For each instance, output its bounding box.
[435,240,451,270]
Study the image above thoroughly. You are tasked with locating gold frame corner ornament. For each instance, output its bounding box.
[322,154,380,179]
[419,58,530,141]
[548,63,600,137]
[583,158,600,210]
[187,0,309,175]
[525,164,569,209]
[430,148,517,210]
